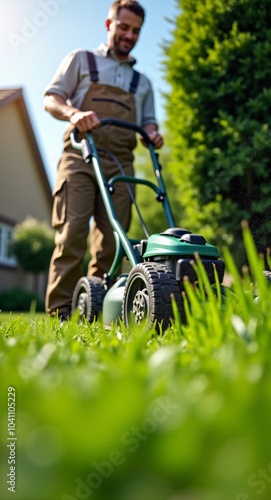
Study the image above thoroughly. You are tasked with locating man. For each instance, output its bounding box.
[44,0,163,319]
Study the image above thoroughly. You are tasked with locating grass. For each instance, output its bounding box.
[1,225,271,500]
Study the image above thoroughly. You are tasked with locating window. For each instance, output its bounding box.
[0,223,17,266]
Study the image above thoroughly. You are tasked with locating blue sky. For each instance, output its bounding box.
[0,0,178,186]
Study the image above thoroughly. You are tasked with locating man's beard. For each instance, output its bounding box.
[114,37,134,56]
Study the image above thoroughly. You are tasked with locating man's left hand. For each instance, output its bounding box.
[147,130,164,149]
[140,129,164,149]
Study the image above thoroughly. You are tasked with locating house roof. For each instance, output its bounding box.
[0,88,52,205]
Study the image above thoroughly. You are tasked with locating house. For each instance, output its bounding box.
[0,88,52,295]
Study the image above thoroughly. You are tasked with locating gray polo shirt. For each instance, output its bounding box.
[44,43,157,127]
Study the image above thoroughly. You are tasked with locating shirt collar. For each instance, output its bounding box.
[97,43,137,66]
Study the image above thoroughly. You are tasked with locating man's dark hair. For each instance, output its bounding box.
[109,0,145,23]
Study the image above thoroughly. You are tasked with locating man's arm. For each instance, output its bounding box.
[44,93,100,132]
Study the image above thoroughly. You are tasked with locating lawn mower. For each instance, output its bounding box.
[70,118,225,331]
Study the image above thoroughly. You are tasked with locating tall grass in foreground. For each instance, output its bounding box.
[1,225,271,500]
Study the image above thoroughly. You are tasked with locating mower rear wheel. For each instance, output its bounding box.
[122,262,182,332]
[71,276,105,322]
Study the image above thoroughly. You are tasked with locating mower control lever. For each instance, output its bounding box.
[70,128,83,150]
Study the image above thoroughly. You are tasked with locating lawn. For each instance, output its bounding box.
[1,227,271,500]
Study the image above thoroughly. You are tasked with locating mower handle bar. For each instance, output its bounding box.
[70,118,152,149]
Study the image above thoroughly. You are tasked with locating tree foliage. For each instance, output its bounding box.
[12,217,54,274]
[164,0,271,265]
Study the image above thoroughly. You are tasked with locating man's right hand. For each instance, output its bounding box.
[70,110,100,132]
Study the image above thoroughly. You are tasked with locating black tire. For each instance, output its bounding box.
[122,262,183,332]
[71,277,105,322]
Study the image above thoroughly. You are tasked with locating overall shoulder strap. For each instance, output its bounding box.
[129,70,140,94]
[86,51,99,82]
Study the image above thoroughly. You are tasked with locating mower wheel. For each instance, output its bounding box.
[122,262,183,332]
[71,276,105,322]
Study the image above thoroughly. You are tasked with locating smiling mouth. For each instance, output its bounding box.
[120,39,133,47]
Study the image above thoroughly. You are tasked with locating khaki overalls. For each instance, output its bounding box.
[46,52,140,315]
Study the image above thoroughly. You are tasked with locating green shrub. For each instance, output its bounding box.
[12,217,54,274]
[164,0,271,268]
[0,287,44,312]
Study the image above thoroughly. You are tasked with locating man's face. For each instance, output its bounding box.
[106,8,143,59]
